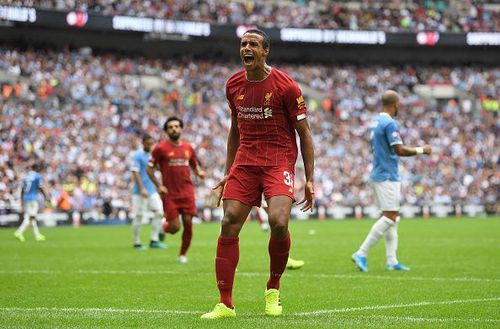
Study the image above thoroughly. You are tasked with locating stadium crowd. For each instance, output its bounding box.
[6,0,500,32]
[0,47,498,216]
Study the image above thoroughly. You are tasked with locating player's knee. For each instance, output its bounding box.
[132,215,142,224]
[221,209,243,226]
[270,222,288,236]
[221,213,244,236]
[170,222,181,233]
[268,206,289,223]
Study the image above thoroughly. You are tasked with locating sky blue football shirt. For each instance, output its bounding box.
[22,171,42,202]
[131,149,156,196]
[370,113,403,182]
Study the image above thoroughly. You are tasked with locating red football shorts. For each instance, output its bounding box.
[222,165,295,207]
[163,196,197,221]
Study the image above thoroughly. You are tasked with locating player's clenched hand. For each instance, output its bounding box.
[212,176,228,207]
[197,169,206,180]
[423,145,432,155]
[158,185,168,197]
[297,181,315,212]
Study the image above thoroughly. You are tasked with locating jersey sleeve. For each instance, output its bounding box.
[283,81,307,121]
[225,83,237,117]
[130,152,140,172]
[385,121,403,146]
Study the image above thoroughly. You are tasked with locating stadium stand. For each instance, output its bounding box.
[6,0,500,32]
[1,48,498,217]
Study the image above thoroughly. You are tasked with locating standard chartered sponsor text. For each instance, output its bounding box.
[238,106,265,119]
[168,159,189,166]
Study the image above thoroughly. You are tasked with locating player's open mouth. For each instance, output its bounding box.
[243,54,254,65]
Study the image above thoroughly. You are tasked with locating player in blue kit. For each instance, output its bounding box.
[14,163,48,242]
[130,134,167,250]
[352,90,432,272]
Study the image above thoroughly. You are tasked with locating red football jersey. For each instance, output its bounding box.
[226,68,307,167]
[151,140,199,198]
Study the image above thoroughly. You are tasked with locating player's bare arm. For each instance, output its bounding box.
[294,118,315,212]
[20,188,25,213]
[39,185,51,208]
[132,171,148,197]
[195,168,206,180]
[147,162,168,196]
[213,115,240,206]
[36,181,48,201]
[190,158,206,180]
[393,144,432,157]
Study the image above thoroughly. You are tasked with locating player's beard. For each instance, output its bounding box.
[168,132,180,141]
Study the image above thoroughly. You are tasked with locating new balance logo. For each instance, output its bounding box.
[264,107,273,118]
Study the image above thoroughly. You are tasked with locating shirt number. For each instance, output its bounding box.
[283,171,293,187]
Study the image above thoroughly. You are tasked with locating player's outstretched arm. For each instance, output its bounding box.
[294,118,315,212]
[393,144,432,157]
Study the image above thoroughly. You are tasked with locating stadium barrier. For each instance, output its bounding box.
[1,5,500,47]
[0,204,493,228]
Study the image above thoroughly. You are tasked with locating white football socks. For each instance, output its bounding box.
[357,216,395,257]
[31,220,40,239]
[384,216,400,266]
[150,212,163,242]
[132,215,142,245]
[16,217,30,235]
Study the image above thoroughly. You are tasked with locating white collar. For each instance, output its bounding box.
[380,112,391,117]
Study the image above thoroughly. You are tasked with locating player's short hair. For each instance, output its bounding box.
[31,162,41,171]
[381,90,399,107]
[142,133,153,143]
[163,116,183,131]
[243,29,270,50]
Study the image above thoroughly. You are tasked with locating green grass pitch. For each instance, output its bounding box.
[0,217,499,328]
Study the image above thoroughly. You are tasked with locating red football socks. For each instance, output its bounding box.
[215,236,239,308]
[179,220,193,256]
[267,232,291,290]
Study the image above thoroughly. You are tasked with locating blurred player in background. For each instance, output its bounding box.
[202,29,314,319]
[352,90,432,272]
[14,163,48,242]
[147,116,205,263]
[130,134,166,250]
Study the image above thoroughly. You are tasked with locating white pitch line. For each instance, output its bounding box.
[78,270,180,275]
[0,270,60,274]
[1,269,499,283]
[237,272,500,283]
[294,297,500,316]
[1,298,499,321]
[358,314,500,324]
[0,270,500,282]
[0,307,199,315]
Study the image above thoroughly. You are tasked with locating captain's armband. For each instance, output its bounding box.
[297,113,307,121]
